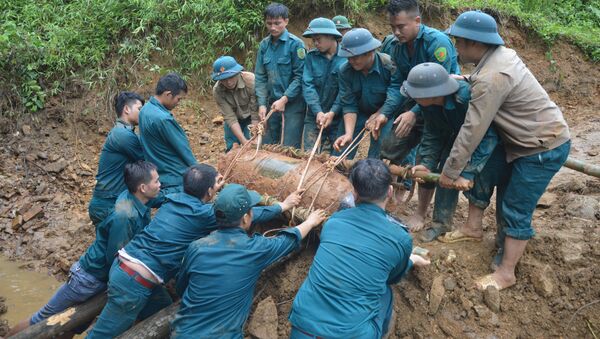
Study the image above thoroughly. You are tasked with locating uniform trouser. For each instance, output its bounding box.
[290,285,394,339]
[433,143,506,228]
[224,117,251,152]
[303,112,342,155]
[86,260,173,338]
[336,112,395,159]
[88,195,116,226]
[264,98,306,148]
[494,141,570,249]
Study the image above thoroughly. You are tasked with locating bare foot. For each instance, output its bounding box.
[475,271,516,291]
[406,214,426,232]
[454,226,483,239]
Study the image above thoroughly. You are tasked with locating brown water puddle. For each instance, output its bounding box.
[0,256,61,327]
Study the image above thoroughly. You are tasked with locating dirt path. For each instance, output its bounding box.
[1,12,599,338]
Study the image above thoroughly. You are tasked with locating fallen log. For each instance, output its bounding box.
[9,292,107,339]
[119,250,301,339]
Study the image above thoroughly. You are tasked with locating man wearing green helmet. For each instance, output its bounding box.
[333,28,397,159]
[332,15,352,36]
[441,11,571,291]
[401,62,505,244]
[211,56,259,152]
[301,17,346,153]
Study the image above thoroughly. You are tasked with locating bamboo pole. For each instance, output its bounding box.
[564,157,600,178]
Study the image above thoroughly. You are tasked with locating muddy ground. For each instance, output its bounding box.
[0,10,599,339]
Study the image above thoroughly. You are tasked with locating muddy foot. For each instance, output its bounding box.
[475,272,516,291]
[406,214,426,232]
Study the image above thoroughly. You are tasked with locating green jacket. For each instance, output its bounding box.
[255,29,306,107]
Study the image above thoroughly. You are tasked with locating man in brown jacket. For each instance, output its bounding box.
[212,56,259,151]
[440,11,571,291]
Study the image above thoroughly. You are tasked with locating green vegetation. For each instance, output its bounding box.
[435,0,600,60]
[0,0,597,115]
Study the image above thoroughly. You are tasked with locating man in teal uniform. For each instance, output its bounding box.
[401,62,505,242]
[301,17,345,153]
[378,0,461,230]
[289,159,430,338]
[171,184,326,338]
[333,28,396,159]
[440,11,570,290]
[87,164,304,337]
[332,15,352,36]
[139,72,196,202]
[255,3,306,148]
[9,161,160,337]
[89,91,145,225]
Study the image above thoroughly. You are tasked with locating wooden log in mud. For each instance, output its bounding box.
[10,292,107,339]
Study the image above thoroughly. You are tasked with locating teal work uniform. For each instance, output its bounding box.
[87,193,283,338]
[379,25,460,189]
[139,97,197,193]
[89,120,143,225]
[255,29,307,148]
[338,52,396,159]
[302,46,345,153]
[289,203,413,338]
[80,190,151,282]
[417,81,503,228]
[172,227,302,338]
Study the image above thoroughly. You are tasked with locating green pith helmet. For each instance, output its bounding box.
[303,17,342,38]
[400,62,459,99]
[211,56,243,81]
[332,15,352,29]
[446,10,504,45]
[338,28,381,57]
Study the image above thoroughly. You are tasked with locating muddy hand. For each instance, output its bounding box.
[394,111,416,138]
[411,164,430,184]
[334,134,352,152]
[369,113,388,140]
[438,172,454,189]
[306,209,327,227]
[453,176,473,191]
[271,96,288,112]
[258,106,267,121]
[280,189,304,212]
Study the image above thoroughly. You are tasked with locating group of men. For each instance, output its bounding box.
[7,0,570,338]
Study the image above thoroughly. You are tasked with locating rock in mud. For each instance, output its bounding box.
[0,318,8,337]
[565,195,599,220]
[443,277,457,291]
[429,275,445,315]
[531,265,555,297]
[45,158,68,173]
[247,296,278,339]
[484,286,501,313]
[536,192,557,208]
[22,124,32,136]
[437,313,463,338]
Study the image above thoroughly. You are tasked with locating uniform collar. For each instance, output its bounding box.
[367,53,383,75]
[444,95,456,110]
[217,226,247,234]
[271,29,289,43]
[149,96,170,114]
[122,190,149,218]
[356,201,386,214]
[116,119,135,131]
[415,24,426,40]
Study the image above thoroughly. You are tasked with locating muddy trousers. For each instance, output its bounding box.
[30,261,106,333]
[290,286,394,338]
[224,117,251,152]
[495,141,571,249]
[303,112,342,154]
[264,98,306,149]
[86,260,172,338]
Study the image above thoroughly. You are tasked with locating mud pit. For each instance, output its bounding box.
[1,10,599,339]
